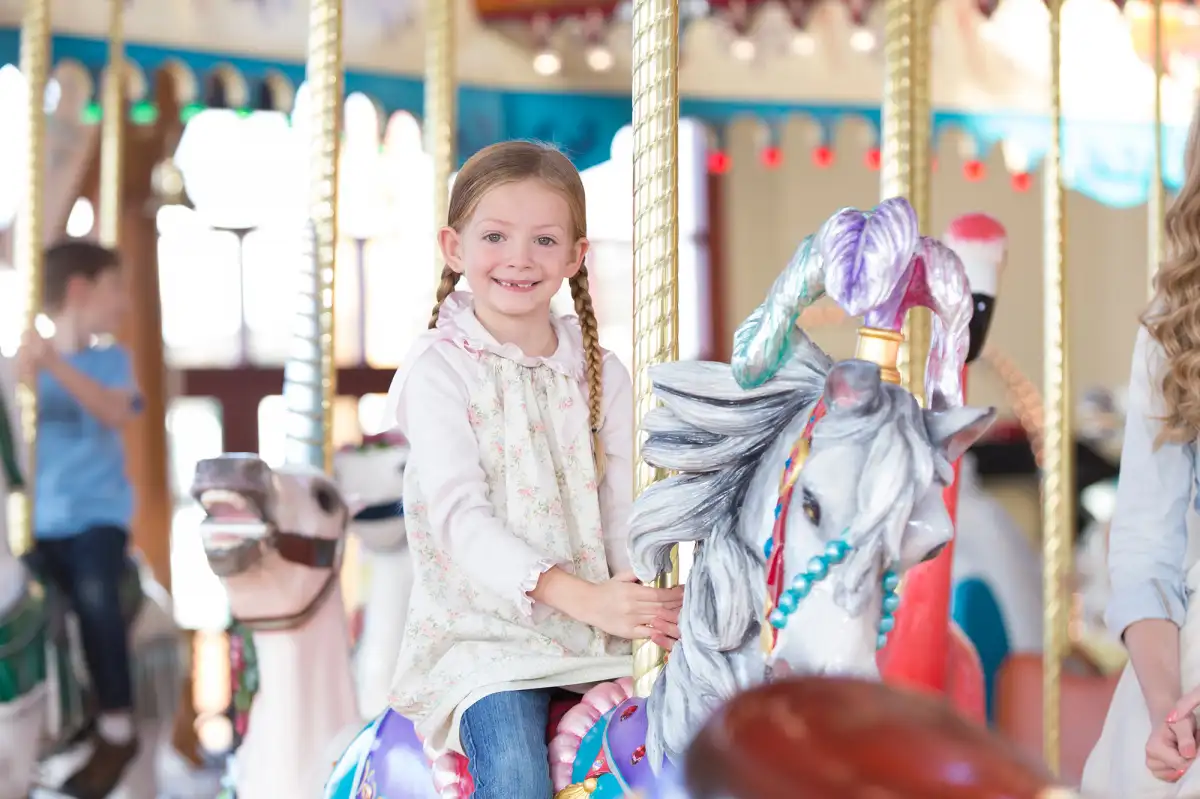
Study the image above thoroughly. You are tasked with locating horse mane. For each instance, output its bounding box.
[628,334,831,768]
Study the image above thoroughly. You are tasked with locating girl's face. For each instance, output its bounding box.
[440,178,588,321]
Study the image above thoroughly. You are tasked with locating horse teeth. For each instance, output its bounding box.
[202,489,249,509]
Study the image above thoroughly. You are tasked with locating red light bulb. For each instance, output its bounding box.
[761,146,783,168]
[707,150,730,174]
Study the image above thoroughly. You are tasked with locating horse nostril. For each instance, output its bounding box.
[921,543,948,563]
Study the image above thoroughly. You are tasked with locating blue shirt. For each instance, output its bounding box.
[34,344,139,539]
[1106,326,1198,638]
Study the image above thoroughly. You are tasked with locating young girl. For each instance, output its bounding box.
[1081,112,1200,795]
[384,140,683,798]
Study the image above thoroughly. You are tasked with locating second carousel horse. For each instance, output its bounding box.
[333,432,412,719]
[193,456,360,799]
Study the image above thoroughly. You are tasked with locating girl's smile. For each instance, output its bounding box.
[493,278,542,292]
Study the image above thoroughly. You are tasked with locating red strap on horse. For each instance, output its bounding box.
[764,399,827,630]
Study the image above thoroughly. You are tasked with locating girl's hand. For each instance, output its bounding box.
[1146,700,1198,782]
[576,571,683,642]
[646,605,681,652]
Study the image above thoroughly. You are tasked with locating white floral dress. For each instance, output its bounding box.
[384,292,633,754]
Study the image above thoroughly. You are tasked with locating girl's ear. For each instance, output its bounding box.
[438,226,465,274]
[568,237,590,278]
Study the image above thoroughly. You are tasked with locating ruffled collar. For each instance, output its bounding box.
[436,291,584,379]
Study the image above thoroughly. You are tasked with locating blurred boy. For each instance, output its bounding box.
[16,240,140,798]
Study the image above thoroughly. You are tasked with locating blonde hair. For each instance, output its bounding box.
[1145,105,1200,446]
[429,140,607,479]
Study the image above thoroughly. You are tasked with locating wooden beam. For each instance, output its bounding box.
[179,366,395,453]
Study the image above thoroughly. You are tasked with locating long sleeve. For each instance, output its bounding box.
[398,345,565,618]
[1105,326,1195,638]
[598,354,634,575]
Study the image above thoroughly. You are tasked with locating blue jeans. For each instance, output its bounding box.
[24,525,134,712]
[460,688,560,799]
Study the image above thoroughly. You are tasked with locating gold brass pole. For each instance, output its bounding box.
[904,0,932,402]
[880,0,931,404]
[306,0,343,473]
[1041,0,1072,773]
[98,0,124,247]
[10,0,51,556]
[1148,0,1166,300]
[879,0,913,203]
[630,0,681,699]
[425,0,456,277]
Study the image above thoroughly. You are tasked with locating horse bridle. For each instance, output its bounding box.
[351,499,407,553]
[761,401,825,653]
[206,525,345,633]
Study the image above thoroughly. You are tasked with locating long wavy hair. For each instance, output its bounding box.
[1144,105,1200,445]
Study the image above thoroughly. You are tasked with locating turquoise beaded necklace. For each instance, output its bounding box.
[759,400,902,653]
[763,534,901,651]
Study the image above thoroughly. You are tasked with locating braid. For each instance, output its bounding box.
[428,266,461,329]
[569,265,606,483]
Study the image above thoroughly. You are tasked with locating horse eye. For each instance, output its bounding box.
[313,485,339,515]
[802,491,820,526]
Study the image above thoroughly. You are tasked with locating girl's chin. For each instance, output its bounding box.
[483,287,550,309]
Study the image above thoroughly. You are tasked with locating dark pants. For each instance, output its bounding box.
[24,525,134,712]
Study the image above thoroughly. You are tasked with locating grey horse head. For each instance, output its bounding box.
[626,332,994,768]
[768,358,994,678]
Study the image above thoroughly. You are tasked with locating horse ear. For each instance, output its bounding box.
[924,406,997,463]
[824,360,883,412]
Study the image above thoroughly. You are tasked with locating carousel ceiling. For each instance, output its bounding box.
[0,0,1192,206]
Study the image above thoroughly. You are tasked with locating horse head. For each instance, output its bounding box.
[769,359,992,677]
[333,432,408,553]
[192,454,349,627]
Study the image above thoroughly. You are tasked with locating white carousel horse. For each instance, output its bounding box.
[192,455,360,799]
[332,433,412,720]
[950,453,1043,710]
[321,197,997,797]
[939,212,1049,718]
[949,379,1127,721]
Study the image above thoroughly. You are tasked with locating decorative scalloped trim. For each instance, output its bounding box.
[415,677,633,796]
[548,677,634,791]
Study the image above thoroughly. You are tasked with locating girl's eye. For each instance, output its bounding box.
[801,490,820,527]
[536,236,556,246]
[483,232,503,243]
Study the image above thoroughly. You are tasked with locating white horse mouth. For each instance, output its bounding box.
[200,489,262,523]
